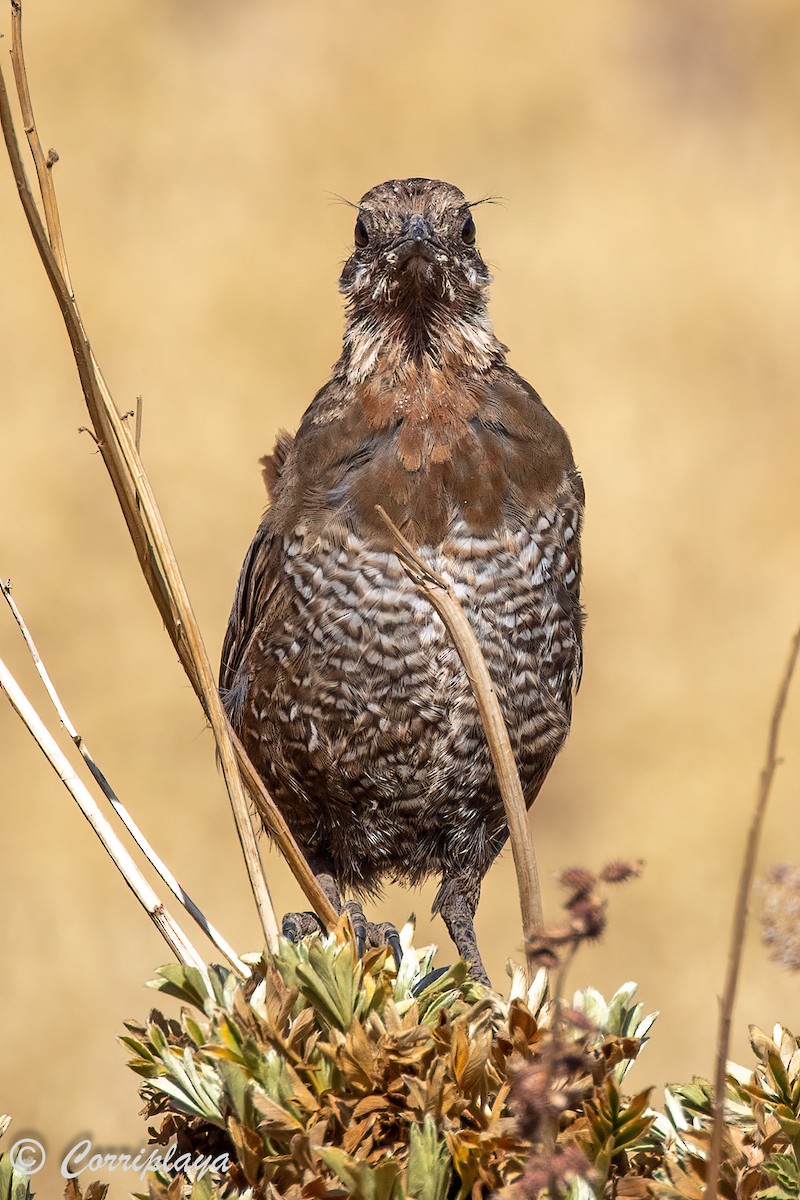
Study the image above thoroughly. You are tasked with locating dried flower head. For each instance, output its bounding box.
[516,1142,594,1198]
[568,895,608,941]
[760,863,800,971]
[557,867,597,897]
[511,1062,556,1140]
[526,938,561,971]
[600,858,645,885]
[511,1040,594,1145]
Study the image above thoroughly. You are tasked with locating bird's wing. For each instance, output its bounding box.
[557,465,585,697]
[218,516,281,731]
[480,367,585,696]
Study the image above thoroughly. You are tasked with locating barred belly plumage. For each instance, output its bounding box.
[244,517,577,892]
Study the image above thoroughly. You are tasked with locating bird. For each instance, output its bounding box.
[219,178,584,985]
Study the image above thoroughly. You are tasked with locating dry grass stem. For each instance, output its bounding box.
[10,0,72,293]
[375,504,543,968]
[706,625,800,1199]
[0,653,210,978]
[1,578,247,977]
[0,1,338,942]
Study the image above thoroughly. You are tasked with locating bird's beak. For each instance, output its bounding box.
[402,214,434,242]
[396,215,437,265]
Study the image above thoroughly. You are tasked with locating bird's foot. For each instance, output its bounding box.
[281,910,326,941]
[343,901,403,968]
[281,903,402,970]
[281,863,342,945]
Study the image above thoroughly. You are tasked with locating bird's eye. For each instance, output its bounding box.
[461,213,476,245]
[354,217,370,248]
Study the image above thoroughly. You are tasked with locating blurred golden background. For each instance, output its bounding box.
[2,0,799,1193]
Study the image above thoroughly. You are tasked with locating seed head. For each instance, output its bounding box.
[557,867,596,898]
[568,895,607,941]
[526,939,561,970]
[600,858,644,885]
[517,1143,594,1198]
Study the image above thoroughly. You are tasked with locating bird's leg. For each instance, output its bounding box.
[281,855,342,942]
[433,875,490,987]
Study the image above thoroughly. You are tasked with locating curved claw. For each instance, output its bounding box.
[364,919,403,970]
[387,930,403,969]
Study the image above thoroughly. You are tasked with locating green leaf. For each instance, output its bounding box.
[149,1076,225,1125]
[759,1151,800,1198]
[750,1026,778,1069]
[605,982,640,1036]
[189,1177,217,1200]
[593,1132,616,1185]
[564,1180,598,1200]
[614,1115,655,1151]
[768,1049,792,1103]
[414,961,471,1023]
[184,1016,207,1048]
[574,986,608,1030]
[214,1057,250,1124]
[0,1153,35,1200]
[318,1145,402,1200]
[147,964,212,1009]
[407,1117,452,1200]
[294,939,361,1031]
[775,1111,800,1139]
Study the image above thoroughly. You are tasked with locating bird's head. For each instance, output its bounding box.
[338,179,501,376]
[339,177,492,315]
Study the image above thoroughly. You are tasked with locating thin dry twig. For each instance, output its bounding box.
[375,505,543,968]
[10,0,72,293]
[1,578,247,977]
[706,626,800,1199]
[0,2,338,940]
[0,653,210,978]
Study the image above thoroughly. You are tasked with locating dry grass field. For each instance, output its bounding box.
[1,1,799,1194]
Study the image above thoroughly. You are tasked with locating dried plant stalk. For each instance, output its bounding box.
[0,2,338,940]
[0,654,210,977]
[375,505,544,966]
[1,579,247,977]
[706,626,800,1199]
